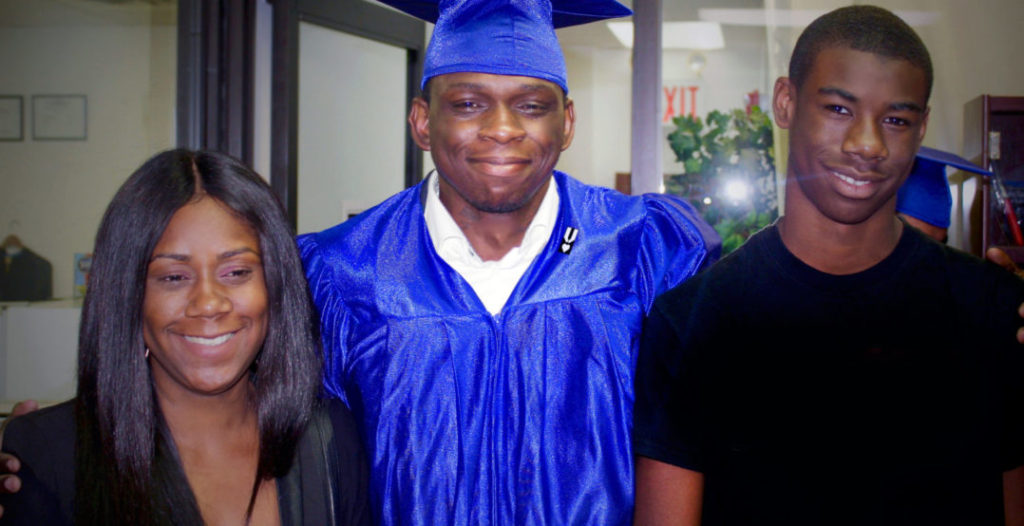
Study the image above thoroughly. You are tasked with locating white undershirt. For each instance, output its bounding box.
[423,171,559,315]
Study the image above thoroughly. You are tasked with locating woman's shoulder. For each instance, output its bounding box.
[289,398,371,525]
[3,399,76,453]
[310,398,362,454]
[0,400,76,526]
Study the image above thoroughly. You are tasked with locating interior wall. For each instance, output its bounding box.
[559,47,603,188]
[912,0,1024,251]
[559,27,768,191]
[559,46,638,189]
[296,21,408,235]
[0,18,176,299]
[253,0,273,182]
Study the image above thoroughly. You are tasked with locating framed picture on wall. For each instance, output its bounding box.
[32,94,87,141]
[0,96,22,141]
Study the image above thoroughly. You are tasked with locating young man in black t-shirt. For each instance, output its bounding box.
[632,6,1024,526]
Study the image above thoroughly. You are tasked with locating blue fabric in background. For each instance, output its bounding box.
[897,146,991,229]
[897,157,955,228]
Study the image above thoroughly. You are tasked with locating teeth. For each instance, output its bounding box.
[184,332,234,346]
[832,171,869,187]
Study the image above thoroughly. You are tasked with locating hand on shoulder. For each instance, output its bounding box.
[0,399,39,517]
[985,247,1024,344]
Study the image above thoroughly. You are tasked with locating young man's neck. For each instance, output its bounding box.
[778,178,904,275]
[438,177,550,262]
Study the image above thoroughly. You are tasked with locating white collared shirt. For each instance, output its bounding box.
[423,171,559,315]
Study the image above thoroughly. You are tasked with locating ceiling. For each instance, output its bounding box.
[557,0,768,49]
[0,0,766,46]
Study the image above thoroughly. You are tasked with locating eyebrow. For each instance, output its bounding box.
[150,247,259,263]
[889,101,926,113]
[513,83,554,94]
[444,82,486,92]
[818,86,926,113]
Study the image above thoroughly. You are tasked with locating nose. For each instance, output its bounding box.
[841,117,888,161]
[185,278,231,318]
[479,104,526,143]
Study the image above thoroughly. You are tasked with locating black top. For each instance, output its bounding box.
[634,224,1024,526]
[0,398,371,525]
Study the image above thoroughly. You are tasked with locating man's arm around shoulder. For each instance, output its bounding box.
[1007,462,1024,526]
[634,456,703,526]
[0,400,41,518]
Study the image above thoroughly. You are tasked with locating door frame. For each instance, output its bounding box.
[177,0,256,164]
[270,0,425,228]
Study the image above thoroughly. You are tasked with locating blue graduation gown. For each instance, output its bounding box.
[298,171,718,525]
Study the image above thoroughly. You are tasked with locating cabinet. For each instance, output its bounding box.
[963,95,1024,261]
[0,301,79,410]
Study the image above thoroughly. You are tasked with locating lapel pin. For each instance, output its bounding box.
[560,227,579,255]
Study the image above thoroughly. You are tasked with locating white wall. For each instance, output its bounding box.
[296,21,408,234]
[253,0,273,181]
[558,47,634,190]
[558,27,769,190]
[0,303,80,403]
[0,19,176,299]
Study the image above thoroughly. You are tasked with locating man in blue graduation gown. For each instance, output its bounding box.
[297,0,719,523]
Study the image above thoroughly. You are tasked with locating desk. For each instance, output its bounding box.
[0,300,80,403]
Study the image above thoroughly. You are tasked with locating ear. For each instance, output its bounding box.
[773,77,797,130]
[409,97,431,151]
[561,97,576,151]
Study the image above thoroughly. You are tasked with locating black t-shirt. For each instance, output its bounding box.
[634,224,1024,526]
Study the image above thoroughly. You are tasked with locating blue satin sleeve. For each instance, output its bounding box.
[638,193,720,307]
[298,233,353,405]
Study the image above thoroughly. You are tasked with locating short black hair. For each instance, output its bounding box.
[789,5,933,101]
[420,78,433,103]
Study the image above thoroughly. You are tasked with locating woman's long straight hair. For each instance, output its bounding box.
[74,149,322,524]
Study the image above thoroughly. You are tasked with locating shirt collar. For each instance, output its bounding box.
[422,171,560,268]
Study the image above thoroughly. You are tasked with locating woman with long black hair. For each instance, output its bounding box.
[0,149,369,525]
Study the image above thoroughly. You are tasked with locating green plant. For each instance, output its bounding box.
[665,107,778,254]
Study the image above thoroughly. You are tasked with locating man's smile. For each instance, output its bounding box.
[830,170,871,187]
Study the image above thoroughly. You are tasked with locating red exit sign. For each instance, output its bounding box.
[663,85,700,122]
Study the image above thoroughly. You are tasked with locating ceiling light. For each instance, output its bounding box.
[688,52,707,76]
[722,179,751,205]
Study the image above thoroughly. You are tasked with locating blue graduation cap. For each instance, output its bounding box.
[896,146,990,228]
[377,0,632,93]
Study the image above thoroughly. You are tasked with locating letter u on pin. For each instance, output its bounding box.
[560,227,578,254]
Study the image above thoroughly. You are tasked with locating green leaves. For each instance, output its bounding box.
[664,106,779,255]
[683,157,704,176]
